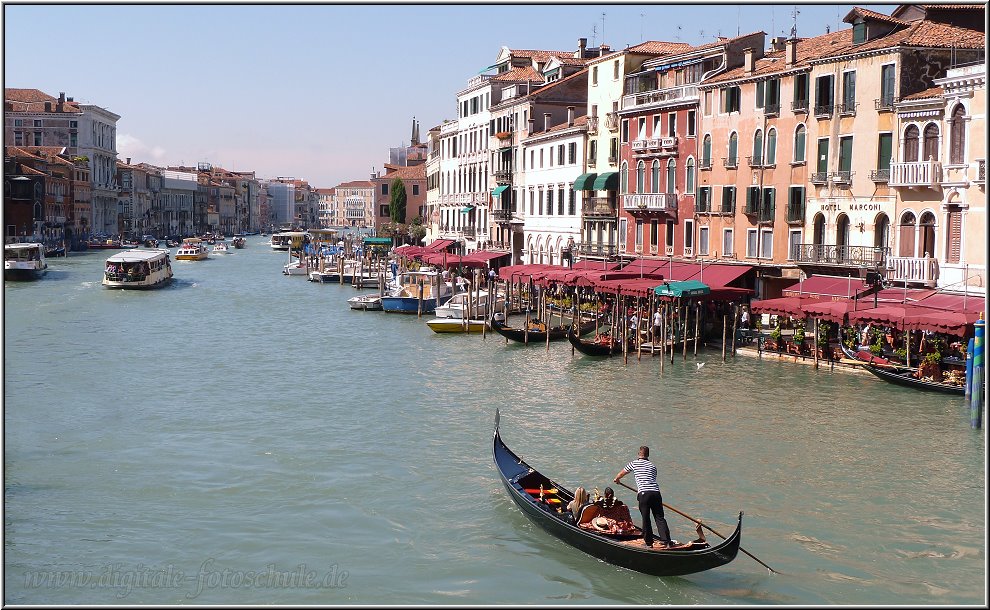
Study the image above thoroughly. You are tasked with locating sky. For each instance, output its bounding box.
[4,2,898,189]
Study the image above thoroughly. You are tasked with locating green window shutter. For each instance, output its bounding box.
[881,65,895,104]
[878,133,892,171]
[756,81,765,108]
[817,139,829,172]
[839,137,853,172]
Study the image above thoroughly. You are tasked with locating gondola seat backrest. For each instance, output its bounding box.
[577,503,601,526]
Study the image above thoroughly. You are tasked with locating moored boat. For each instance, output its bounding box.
[4,243,48,281]
[434,289,489,320]
[174,238,209,261]
[567,324,623,356]
[380,269,453,314]
[493,411,743,577]
[861,363,965,395]
[347,294,383,311]
[426,317,487,333]
[102,248,173,289]
[491,317,597,344]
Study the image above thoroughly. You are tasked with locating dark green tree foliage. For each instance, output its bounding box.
[389,178,407,224]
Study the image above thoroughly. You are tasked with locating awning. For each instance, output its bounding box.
[573,173,598,191]
[691,264,754,288]
[904,309,981,336]
[571,260,623,271]
[425,239,455,252]
[846,304,918,330]
[750,296,812,318]
[492,185,509,198]
[461,206,475,214]
[655,280,711,298]
[781,275,872,300]
[592,171,619,191]
[916,291,985,313]
[363,237,392,245]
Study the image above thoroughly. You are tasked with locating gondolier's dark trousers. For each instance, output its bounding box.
[638,490,672,546]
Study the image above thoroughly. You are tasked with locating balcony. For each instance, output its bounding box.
[699,158,712,170]
[604,112,619,132]
[607,155,618,165]
[747,156,768,168]
[763,103,780,116]
[814,104,833,118]
[793,244,889,267]
[492,209,514,222]
[582,197,616,218]
[758,203,775,224]
[621,84,699,111]
[886,255,938,287]
[587,116,599,135]
[494,170,513,184]
[831,171,853,185]
[874,97,897,112]
[622,193,678,215]
[576,242,618,258]
[587,155,597,168]
[838,101,857,116]
[810,172,829,184]
[889,161,942,188]
[869,169,889,183]
[683,246,694,258]
[792,99,809,113]
[978,159,985,183]
[665,245,674,256]
[631,139,652,152]
[723,157,738,169]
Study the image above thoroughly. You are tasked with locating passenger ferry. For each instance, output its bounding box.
[4,242,48,281]
[102,248,173,289]
[175,238,209,261]
[270,231,308,251]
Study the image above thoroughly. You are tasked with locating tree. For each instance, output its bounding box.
[389,178,407,224]
[407,216,427,244]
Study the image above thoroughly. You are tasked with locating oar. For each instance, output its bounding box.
[614,480,778,574]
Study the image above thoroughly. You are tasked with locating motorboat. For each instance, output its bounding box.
[283,259,309,276]
[4,243,48,280]
[348,294,383,311]
[426,317,487,333]
[231,236,246,249]
[102,248,173,289]
[380,269,453,314]
[174,238,209,261]
[212,241,231,254]
[434,289,489,319]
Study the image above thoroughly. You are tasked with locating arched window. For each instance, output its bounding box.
[728,132,738,165]
[702,134,712,166]
[874,213,890,250]
[919,211,936,258]
[923,123,939,161]
[903,125,919,162]
[636,160,645,193]
[836,214,850,254]
[685,157,695,194]
[766,128,777,165]
[794,124,806,163]
[898,211,916,257]
[620,161,628,194]
[651,160,660,193]
[950,104,966,164]
[752,129,764,165]
[813,213,826,246]
[666,159,676,194]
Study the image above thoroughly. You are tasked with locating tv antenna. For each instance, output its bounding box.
[640,12,645,41]
[591,23,597,47]
[790,6,800,38]
[601,12,606,46]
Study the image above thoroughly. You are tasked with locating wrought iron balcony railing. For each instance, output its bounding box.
[575,242,618,257]
[810,172,829,184]
[793,244,889,267]
[492,209,514,222]
[874,97,897,112]
[838,101,857,116]
[831,171,853,184]
[792,99,809,113]
[978,159,985,182]
[582,197,616,217]
[494,170,513,184]
[869,169,889,183]
[698,158,712,170]
[723,157,738,169]
[586,116,599,134]
[604,113,619,132]
[763,103,780,116]
[814,104,833,118]
[786,204,804,223]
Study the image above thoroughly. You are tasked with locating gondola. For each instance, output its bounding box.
[839,342,911,371]
[491,317,596,344]
[861,363,965,395]
[493,410,743,577]
[567,323,623,357]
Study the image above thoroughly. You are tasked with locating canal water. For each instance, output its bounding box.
[4,237,985,605]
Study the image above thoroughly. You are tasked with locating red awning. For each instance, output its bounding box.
[689,263,753,288]
[846,304,921,329]
[425,239,455,252]
[498,264,555,281]
[781,275,872,300]
[916,291,986,313]
[593,277,663,297]
[871,287,938,304]
[465,250,511,263]
[618,259,668,275]
[750,296,812,317]
[572,260,623,271]
[800,299,856,324]
[904,309,982,335]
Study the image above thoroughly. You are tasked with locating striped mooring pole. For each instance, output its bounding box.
[971,316,984,430]
[965,337,975,405]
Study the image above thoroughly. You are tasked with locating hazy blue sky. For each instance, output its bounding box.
[4,3,897,188]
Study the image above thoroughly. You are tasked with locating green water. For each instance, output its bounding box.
[3,237,985,604]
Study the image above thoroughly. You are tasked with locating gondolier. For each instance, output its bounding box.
[615,446,673,549]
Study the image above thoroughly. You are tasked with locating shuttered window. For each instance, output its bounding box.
[877,133,892,171]
[946,208,961,264]
[950,105,966,164]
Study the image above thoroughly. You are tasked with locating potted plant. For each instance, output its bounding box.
[919,351,944,382]
[767,324,782,352]
[817,321,831,359]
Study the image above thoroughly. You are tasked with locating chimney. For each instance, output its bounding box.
[44,101,52,112]
[785,38,798,67]
[126,158,131,165]
[744,47,755,75]
[528,117,535,133]
[567,106,575,127]
[544,113,551,132]
[57,92,65,112]
[771,36,787,51]
[577,37,587,57]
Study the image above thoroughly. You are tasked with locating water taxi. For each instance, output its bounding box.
[212,241,231,254]
[175,238,209,261]
[4,242,48,281]
[381,269,453,314]
[102,248,173,289]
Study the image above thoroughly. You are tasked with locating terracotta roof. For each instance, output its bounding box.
[536,114,589,136]
[554,56,591,66]
[5,88,55,103]
[705,20,984,85]
[692,31,766,52]
[844,7,910,26]
[336,180,373,189]
[314,188,334,195]
[380,163,426,181]
[626,40,694,55]
[492,65,542,82]
[510,49,575,63]
[902,86,944,100]
[922,3,986,9]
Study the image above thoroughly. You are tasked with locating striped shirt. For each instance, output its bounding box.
[623,458,660,493]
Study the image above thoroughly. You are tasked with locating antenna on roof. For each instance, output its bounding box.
[737,6,741,36]
[791,6,800,38]
[640,12,645,42]
[591,23,597,47]
[601,12,606,46]
[676,25,682,42]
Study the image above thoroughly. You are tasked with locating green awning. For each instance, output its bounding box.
[461,206,475,214]
[654,280,711,298]
[363,237,392,245]
[573,172,598,191]
[492,185,509,198]
[592,171,619,191]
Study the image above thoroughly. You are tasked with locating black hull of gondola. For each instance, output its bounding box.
[492,318,596,344]
[862,363,965,395]
[493,411,742,577]
[566,325,622,357]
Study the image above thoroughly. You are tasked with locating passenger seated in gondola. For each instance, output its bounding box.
[594,487,624,510]
[566,487,591,523]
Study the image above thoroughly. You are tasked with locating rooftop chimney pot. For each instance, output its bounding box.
[567,106,575,127]
[544,112,551,132]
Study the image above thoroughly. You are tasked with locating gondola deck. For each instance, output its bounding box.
[493,410,743,577]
